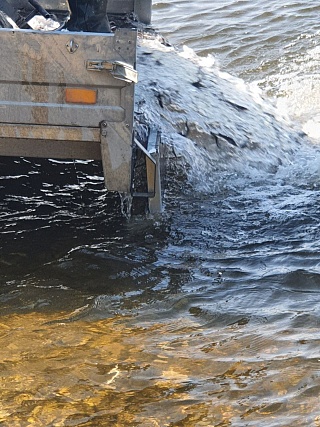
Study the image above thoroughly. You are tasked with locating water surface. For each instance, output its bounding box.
[2,1,320,426]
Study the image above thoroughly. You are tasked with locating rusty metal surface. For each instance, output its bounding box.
[0,138,102,159]
[0,123,100,141]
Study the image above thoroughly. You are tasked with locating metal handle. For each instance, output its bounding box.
[86,60,138,84]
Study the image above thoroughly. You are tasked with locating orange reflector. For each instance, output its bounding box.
[65,88,97,104]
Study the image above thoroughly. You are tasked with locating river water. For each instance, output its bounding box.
[2,1,320,426]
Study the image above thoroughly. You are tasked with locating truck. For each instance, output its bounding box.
[0,0,163,214]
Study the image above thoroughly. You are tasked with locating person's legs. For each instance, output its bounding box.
[67,0,110,32]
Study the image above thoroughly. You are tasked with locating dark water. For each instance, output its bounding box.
[2,1,320,426]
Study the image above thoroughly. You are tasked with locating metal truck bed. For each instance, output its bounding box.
[0,0,162,213]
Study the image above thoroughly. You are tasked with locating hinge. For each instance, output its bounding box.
[86,60,138,83]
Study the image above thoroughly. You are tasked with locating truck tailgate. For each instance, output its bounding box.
[0,28,136,128]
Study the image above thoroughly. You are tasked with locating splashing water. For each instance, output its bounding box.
[3,12,320,426]
[136,34,320,196]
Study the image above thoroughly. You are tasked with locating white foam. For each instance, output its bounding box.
[258,34,320,142]
[136,35,312,193]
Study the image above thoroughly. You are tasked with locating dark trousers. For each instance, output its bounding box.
[67,0,110,32]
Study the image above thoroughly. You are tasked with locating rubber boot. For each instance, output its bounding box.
[67,0,110,32]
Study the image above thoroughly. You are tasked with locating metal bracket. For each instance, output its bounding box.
[132,128,163,213]
[66,39,79,54]
[134,137,156,165]
[86,60,138,83]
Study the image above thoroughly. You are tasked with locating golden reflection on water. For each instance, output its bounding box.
[1,311,320,426]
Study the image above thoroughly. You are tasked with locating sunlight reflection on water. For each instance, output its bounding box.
[2,1,320,426]
[2,304,320,426]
